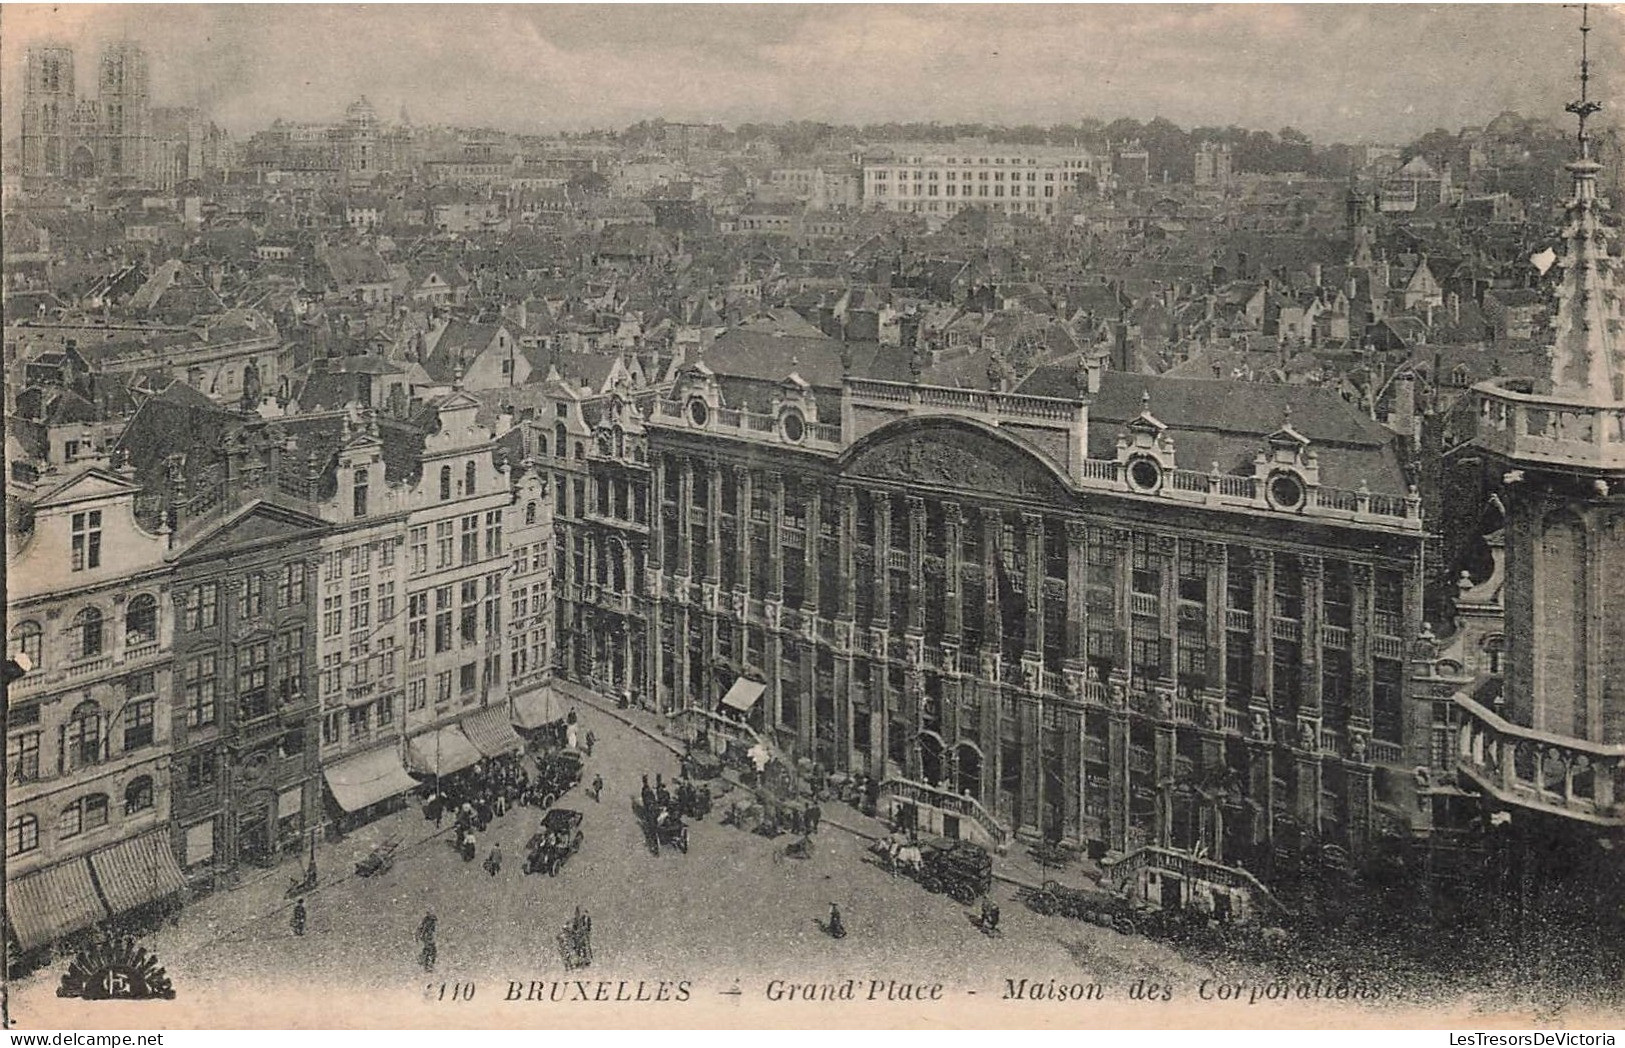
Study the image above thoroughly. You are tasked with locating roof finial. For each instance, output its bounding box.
[1140,389,1151,414]
[1284,403,1294,427]
[1566,3,1603,161]
[453,363,464,391]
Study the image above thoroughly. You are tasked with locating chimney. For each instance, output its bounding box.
[1311,262,1323,288]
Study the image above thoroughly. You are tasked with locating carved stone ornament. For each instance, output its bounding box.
[1250,710,1272,742]
[846,424,1063,500]
[1349,731,1369,764]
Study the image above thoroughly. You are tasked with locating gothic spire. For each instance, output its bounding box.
[1549,3,1624,403]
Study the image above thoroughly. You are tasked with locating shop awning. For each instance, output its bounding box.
[325,745,420,813]
[511,686,557,731]
[7,859,109,951]
[721,677,766,712]
[406,725,481,777]
[461,703,523,758]
[89,831,187,917]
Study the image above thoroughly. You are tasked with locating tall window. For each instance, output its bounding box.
[279,563,306,606]
[460,580,479,645]
[239,574,265,619]
[352,467,369,518]
[238,641,270,719]
[123,698,155,751]
[377,582,396,625]
[71,510,102,571]
[11,621,42,670]
[125,594,157,646]
[278,628,305,701]
[184,654,218,728]
[7,814,39,857]
[484,510,503,558]
[124,776,154,815]
[350,585,370,630]
[73,607,104,660]
[8,732,41,784]
[439,465,452,501]
[323,595,343,638]
[460,514,479,565]
[408,593,429,660]
[410,526,429,575]
[434,586,453,653]
[465,460,476,496]
[436,521,454,568]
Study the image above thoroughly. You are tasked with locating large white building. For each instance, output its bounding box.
[862,143,1109,219]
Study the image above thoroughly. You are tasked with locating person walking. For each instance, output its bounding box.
[827,902,845,939]
[592,774,604,802]
[291,898,307,937]
[585,730,596,756]
[485,842,502,877]
[807,802,821,836]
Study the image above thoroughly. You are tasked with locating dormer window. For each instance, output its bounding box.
[353,467,369,518]
[71,510,102,571]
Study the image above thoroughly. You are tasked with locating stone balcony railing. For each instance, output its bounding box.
[1453,690,1625,826]
[1474,377,1625,472]
[878,776,1011,849]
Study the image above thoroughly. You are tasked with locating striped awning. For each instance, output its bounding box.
[89,831,187,918]
[406,725,481,777]
[721,677,766,712]
[461,703,523,758]
[325,745,419,813]
[6,859,109,951]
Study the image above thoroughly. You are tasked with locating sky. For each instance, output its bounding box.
[2,4,1621,145]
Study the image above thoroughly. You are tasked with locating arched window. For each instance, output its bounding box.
[554,423,567,458]
[125,595,157,647]
[465,460,476,496]
[124,776,154,815]
[67,701,102,769]
[7,814,38,857]
[536,433,549,457]
[10,621,42,670]
[525,502,537,525]
[1485,635,1505,676]
[439,465,452,500]
[72,607,104,660]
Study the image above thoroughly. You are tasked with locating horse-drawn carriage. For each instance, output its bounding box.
[870,835,993,904]
[532,751,583,809]
[649,806,688,854]
[525,809,584,876]
[355,835,401,878]
[1019,878,1140,935]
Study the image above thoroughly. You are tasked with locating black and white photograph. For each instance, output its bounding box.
[1,2,1623,1031]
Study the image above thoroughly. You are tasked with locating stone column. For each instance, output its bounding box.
[736,467,753,599]
[906,497,926,635]
[677,459,694,578]
[804,488,823,616]
[704,463,721,584]
[875,495,894,635]
[837,485,857,622]
[943,502,963,644]
[1296,556,1324,830]
[1065,520,1088,667]
[1114,529,1133,676]
[768,472,785,601]
[648,459,666,576]
[1252,552,1274,705]
[982,508,1004,657]
[1023,512,1044,658]
[1107,703,1130,854]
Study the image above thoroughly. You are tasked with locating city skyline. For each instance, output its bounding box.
[3,4,1622,145]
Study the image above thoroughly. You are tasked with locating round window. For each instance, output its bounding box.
[687,398,710,427]
[1127,456,1162,492]
[1268,471,1306,510]
[782,410,805,443]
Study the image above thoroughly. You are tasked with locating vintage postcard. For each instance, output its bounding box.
[3,2,1623,1031]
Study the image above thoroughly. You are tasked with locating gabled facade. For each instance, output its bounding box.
[5,468,182,959]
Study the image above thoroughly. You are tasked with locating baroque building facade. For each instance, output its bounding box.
[550,350,1436,896]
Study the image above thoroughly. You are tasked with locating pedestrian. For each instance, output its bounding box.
[807,803,821,835]
[291,898,307,937]
[418,911,437,944]
[592,774,604,802]
[585,730,596,756]
[486,843,502,877]
[827,902,845,939]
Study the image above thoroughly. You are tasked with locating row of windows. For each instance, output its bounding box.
[407,512,504,575]
[405,573,503,660]
[884,182,1054,199]
[6,778,155,857]
[876,169,1056,182]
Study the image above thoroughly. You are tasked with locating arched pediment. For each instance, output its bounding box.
[838,417,1073,503]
